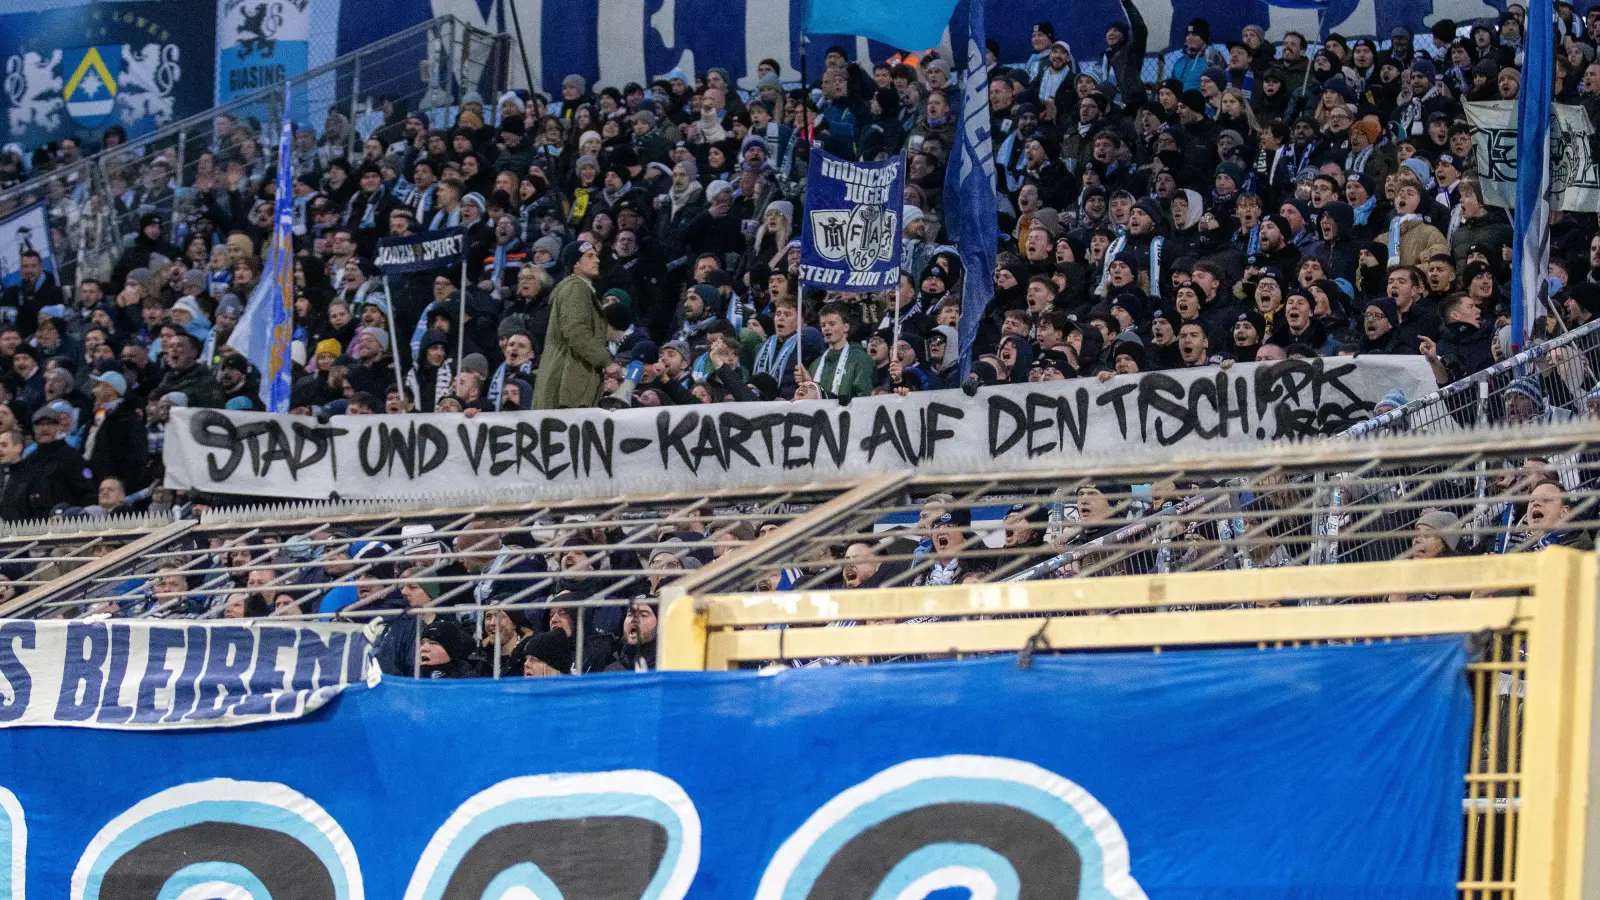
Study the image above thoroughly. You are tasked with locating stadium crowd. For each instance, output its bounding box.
[0,3,1599,663]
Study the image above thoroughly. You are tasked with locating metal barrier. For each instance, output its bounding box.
[661,548,1600,900]
[655,422,1600,595]
[0,16,506,290]
[0,478,880,677]
[1343,318,1600,439]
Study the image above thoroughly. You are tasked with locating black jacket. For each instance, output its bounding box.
[1,440,94,521]
[87,402,150,491]
[2,273,65,337]
[1436,319,1495,381]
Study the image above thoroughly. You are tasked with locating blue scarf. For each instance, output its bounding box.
[1387,213,1420,262]
[1352,194,1377,226]
[754,333,800,379]
[358,185,387,229]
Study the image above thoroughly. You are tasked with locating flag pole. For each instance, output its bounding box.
[457,250,468,373]
[382,275,405,406]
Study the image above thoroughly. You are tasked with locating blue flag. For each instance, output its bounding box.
[804,0,958,51]
[227,87,296,411]
[946,0,998,379]
[1511,0,1553,351]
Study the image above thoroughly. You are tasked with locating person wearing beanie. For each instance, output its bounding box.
[405,328,454,413]
[860,87,906,161]
[1099,196,1177,300]
[418,620,478,678]
[1361,296,1404,354]
[1345,118,1384,186]
[1564,281,1600,328]
[1023,21,1056,80]
[1504,375,1549,424]
[519,631,576,677]
[1093,0,1148,102]
[1229,309,1269,361]
[1167,18,1218,91]
[461,352,490,380]
[1032,39,1079,109]
[343,326,395,400]
[558,73,591,120]
[1409,509,1462,560]
[347,159,398,257]
[534,240,611,409]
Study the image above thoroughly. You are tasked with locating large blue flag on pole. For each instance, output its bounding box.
[226,86,296,411]
[946,0,998,379]
[804,0,958,51]
[1511,0,1553,351]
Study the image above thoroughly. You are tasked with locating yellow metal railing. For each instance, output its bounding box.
[662,549,1600,900]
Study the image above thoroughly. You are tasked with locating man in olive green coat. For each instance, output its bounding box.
[533,242,612,409]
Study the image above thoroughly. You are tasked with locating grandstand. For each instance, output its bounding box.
[0,16,506,292]
[3,0,1600,897]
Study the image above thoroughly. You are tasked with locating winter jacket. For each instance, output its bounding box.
[532,275,610,410]
[1391,218,1450,269]
[85,402,150,491]
[1,440,95,521]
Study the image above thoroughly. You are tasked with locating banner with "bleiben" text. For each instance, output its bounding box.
[162,356,1435,501]
[0,619,371,729]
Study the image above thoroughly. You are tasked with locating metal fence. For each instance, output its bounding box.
[0,477,877,677]
[658,422,1600,597]
[0,16,506,291]
[1343,318,1600,439]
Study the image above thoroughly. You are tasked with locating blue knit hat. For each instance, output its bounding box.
[1506,375,1546,414]
[1375,388,1407,413]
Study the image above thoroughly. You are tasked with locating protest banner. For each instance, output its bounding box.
[800,149,903,291]
[1466,100,1600,213]
[0,642,1467,896]
[163,356,1436,501]
[0,619,370,730]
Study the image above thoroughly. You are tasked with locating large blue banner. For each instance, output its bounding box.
[341,0,1516,90]
[0,0,216,149]
[0,638,1468,897]
[800,149,903,292]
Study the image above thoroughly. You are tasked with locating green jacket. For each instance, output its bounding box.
[813,343,874,400]
[533,275,611,410]
[155,362,224,409]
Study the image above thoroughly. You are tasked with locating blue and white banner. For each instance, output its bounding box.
[0,619,371,729]
[1510,0,1553,350]
[216,0,311,112]
[0,203,56,289]
[800,150,903,292]
[375,226,469,274]
[0,0,216,148]
[1465,101,1600,214]
[950,0,999,379]
[227,88,296,411]
[0,640,1468,896]
[342,0,1521,90]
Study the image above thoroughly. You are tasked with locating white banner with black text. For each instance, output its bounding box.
[163,357,1435,501]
